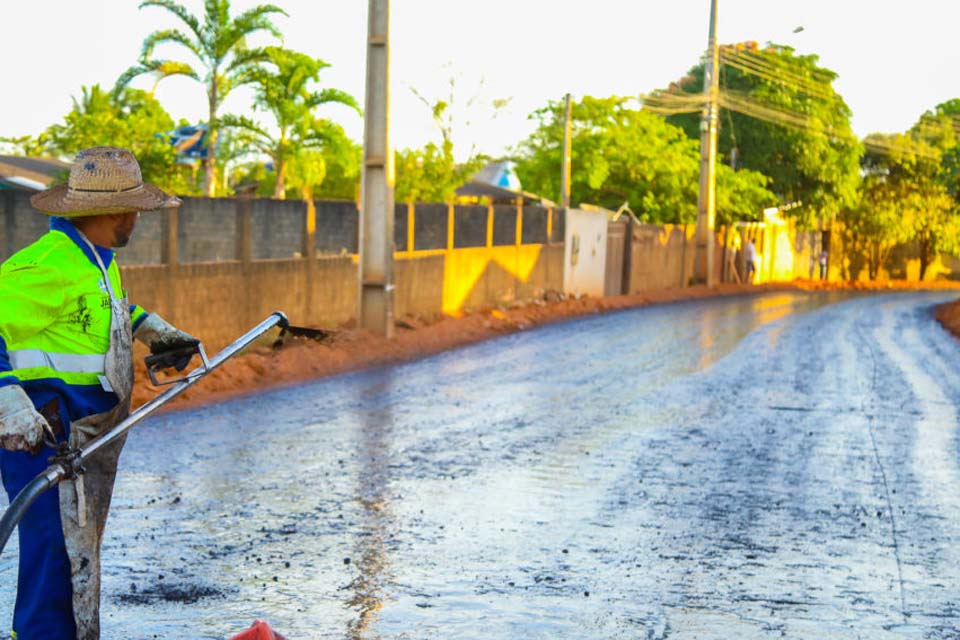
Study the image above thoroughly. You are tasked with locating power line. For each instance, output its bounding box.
[640,90,705,115]
[643,68,944,163]
[728,47,836,85]
[720,56,836,102]
[719,50,837,102]
[719,92,940,160]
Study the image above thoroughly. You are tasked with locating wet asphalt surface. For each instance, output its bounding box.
[3,290,960,638]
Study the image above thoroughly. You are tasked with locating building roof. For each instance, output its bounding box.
[455,180,545,205]
[0,156,70,191]
[455,160,554,205]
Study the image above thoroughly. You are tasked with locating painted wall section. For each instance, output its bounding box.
[563,209,608,297]
[440,245,545,314]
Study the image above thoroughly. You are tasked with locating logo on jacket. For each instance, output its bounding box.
[69,297,93,333]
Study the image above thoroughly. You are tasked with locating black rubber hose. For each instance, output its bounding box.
[0,471,59,555]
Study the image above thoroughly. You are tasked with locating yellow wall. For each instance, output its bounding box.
[440,245,545,314]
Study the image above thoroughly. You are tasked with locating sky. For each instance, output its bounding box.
[2,0,959,161]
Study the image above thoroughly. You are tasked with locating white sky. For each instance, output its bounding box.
[2,0,959,161]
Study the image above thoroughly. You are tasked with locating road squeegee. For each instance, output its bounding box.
[0,310,330,555]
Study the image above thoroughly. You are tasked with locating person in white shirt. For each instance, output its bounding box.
[744,238,757,283]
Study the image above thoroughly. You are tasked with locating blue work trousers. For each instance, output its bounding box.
[1,447,76,640]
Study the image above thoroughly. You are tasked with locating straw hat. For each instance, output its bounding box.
[31,146,181,216]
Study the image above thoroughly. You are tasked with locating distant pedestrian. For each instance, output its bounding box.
[819,250,828,280]
[744,238,757,283]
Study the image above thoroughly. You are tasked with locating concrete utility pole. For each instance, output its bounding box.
[560,93,573,209]
[694,0,720,286]
[359,0,395,337]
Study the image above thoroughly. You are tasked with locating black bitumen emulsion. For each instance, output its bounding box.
[2,290,960,638]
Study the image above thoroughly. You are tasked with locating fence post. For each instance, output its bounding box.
[621,216,633,295]
[236,194,254,327]
[546,207,554,245]
[407,201,415,254]
[303,198,316,323]
[679,223,688,288]
[160,205,179,324]
[486,202,494,248]
[515,198,523,246]
[447,203,455,250]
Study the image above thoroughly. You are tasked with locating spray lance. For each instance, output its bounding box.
[0,311,332,555]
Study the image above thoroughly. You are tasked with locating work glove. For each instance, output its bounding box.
[0,385,48,452]
[134,314,200,372]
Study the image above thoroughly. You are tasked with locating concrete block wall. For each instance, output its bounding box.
[2,191,49,260]
[121,256,358,350]
[492,205,518,246]
[121,210,163,265]
[315,201,359,254]
[627,223,694,292]
[413,204,448,251]
[252,198,305,259]
[453,205,488,249]
[178,197,239,262]
[395,254,445,316]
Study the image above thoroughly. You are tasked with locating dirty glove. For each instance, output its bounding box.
[134,314,200,372]
[0,385,48,452]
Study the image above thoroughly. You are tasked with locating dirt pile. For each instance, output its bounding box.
[936,296,960,338]
[131,279,960,413]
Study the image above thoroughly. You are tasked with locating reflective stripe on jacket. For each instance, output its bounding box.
[0,217,147,423]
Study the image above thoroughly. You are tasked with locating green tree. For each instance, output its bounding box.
[394,95,487,204]
[221,46,359,199]
[395,140,484,204]
[839,174,911,280]
[514,96,775,223]
[838,132,956,281]
[861,131,958,280]
[665,44,861,227]
[912,99,960,201]
[314,135,361,200]
[23,84,187,192]
[116,0,286,196]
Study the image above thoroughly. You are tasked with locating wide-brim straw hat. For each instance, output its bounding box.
[31,146,181,216]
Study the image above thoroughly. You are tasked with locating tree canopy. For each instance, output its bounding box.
[221,46,359,199]
[22,84,187,192]
[394,90,487,204]
[514,95,776,223]
[663,44,861,227]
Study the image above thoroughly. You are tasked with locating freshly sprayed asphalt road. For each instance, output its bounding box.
[2,290,960,638]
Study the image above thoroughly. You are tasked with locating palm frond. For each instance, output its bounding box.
[219,114,274,146]
[223,46,272,75]
[141,28,202,60]
[139,0,203,42]
[232,4,287,40]
[152,59,201,81]
[218,7,285,58]
[306,88,361,113]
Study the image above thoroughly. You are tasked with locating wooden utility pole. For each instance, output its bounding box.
[560,93,573,209]
[694,0,720,286]
[359,0,395,337]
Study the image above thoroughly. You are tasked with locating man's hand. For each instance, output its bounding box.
[134,314,199,372]
[0,385,49,453]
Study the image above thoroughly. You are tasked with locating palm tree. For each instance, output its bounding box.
[115,0,286,196]
[221,47,359,199]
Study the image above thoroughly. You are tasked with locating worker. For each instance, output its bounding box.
[0,147,198,639]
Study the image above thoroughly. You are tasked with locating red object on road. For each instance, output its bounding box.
[227,620,287,640]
